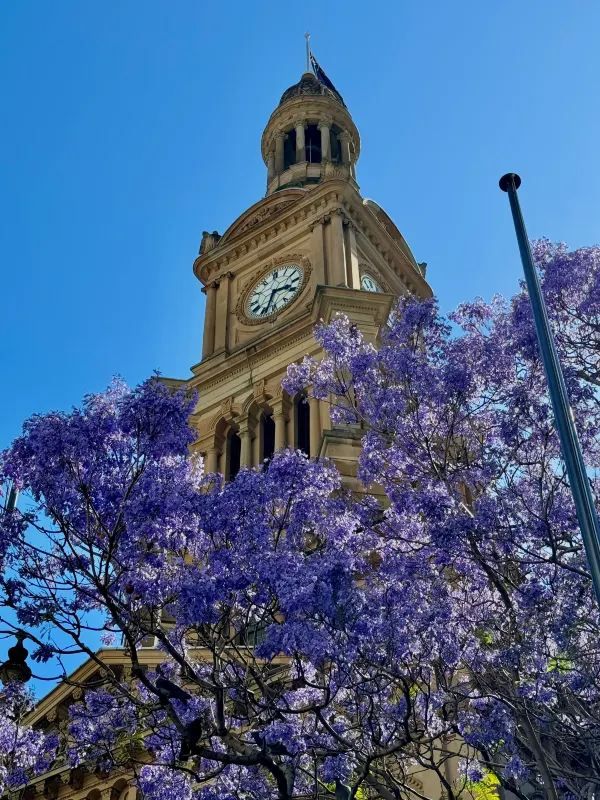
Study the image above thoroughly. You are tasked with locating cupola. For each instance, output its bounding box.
[261,69,360,196]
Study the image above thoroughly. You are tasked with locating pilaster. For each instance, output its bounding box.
[214,272,233,352]
[310,218,326,285]
[202,280,219,358]
[343,220,360,289]
[326,209,347,286]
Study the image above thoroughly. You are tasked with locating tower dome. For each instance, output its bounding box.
[261,68,360,196]
[278,71,346,108]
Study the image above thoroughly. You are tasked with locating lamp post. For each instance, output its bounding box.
[499,173,600,605]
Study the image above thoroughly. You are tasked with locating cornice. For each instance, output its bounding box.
[311,285,395,328]
[338,197,432,298]
[194,181,430,298]
[193,181,356,284]
[188,312,317,394]
[26,648,165,728]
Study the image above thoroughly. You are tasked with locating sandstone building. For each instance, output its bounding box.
[20,63,450,800]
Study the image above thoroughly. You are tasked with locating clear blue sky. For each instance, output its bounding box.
[1,0,599,448]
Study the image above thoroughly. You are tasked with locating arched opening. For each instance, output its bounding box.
[261,413,275,464]
[330,125,342,163]
[283,128,297,169]
[295,394,310,457]
[305,124,321,163]
[226,430,241,480]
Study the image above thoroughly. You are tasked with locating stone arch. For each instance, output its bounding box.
[111,778,132,800]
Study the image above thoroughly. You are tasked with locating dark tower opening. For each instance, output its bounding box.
[330,125,342,163]
[283,129,297,169]
[305,125,321,163]
[227,431,241,480]
[261,413,275,464]
[295,395,310,457]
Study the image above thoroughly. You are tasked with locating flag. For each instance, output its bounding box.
[309,52,345,106]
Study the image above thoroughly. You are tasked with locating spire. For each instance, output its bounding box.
[305,32,311,74]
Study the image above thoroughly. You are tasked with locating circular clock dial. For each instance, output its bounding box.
[246,264,304,318]
[361,273,383,293]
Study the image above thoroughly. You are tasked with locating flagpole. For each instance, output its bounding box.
[305,32,311,73]
[499,172,600,606]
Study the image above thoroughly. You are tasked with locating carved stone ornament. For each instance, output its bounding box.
[224,197,299,241]
[235,253,312,326]
[199,230,222,255]
[252,379,266,401]
[322,162,350,182]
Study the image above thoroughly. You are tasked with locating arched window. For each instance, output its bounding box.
[226,430,241,480]
[261,413,275,464]
[295,394,310,457]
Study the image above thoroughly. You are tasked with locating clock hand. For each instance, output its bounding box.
[265,287,278,314]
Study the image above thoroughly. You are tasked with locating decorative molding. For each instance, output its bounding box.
[191,325,315,395]
[220,194,303,244]
[234,253,312,326]
[195,185,350,281]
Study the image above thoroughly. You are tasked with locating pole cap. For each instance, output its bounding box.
[499,173,522,192]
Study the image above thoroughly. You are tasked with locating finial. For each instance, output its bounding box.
[499,173,522,192]
[305,33,311,73]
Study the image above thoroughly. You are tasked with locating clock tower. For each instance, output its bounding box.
[177,67,432,483]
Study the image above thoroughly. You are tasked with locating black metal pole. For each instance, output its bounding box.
[499,173,600,605]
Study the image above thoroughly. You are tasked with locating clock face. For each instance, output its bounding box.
[361,273,383,293]
[246,264,304,318]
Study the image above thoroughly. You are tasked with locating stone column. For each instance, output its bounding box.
[202,280,218,358]
[308,396,322,460]
[267,148,275,182]
[274,410,287,451]
[239,418,252,468]
[343,221,360,289]
[214,272,233,352]
[310,218,326,285]
[253,425,261,465]
[272,395,289,451]
[326,210,346,286]
[339,131,351,165]
[205,446,219,474]
[320,399,331,432]
[275,132,285,174]
[295,121,306,163]
[318,121,331,161]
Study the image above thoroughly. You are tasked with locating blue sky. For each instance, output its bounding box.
[1,0,599,692]
[2,2,600,448]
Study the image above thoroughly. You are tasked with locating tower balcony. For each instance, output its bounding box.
[266,159,357,194]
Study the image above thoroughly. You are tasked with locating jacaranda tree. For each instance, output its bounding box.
[1,239,599,800]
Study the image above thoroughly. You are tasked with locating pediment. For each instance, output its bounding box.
[363,199,419,267]
[219,188,307,245]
